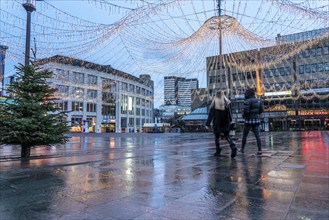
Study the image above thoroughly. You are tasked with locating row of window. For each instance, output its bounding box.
[231,78,328,95]
[298,46,329,58]
[264,67,292,77]
[121,82,153,96]
[209,61,328,85]
[299,62,329,74]
[56,101,151,117]
[56,86,150,107]
[55,69,153,97]
[124,118,150,126]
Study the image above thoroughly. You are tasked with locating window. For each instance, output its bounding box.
[324,46,329,55]
[72,101,83,112]
[232,73,237,81]
[324,62,329,71]
[317,47,323,56]
[87,89,97,99]
[56,101,68,111]
[304,49,310,57]
[72,72,84,84]
[87,103,96,112]
[56,85,69,96]
[311,64,317,73]
[136,98,140,105]
[136,87,141,94]
[318,63,324,72]
[121,94,128,114]
[264,69,270,77]
[87,75,97,85]
[71,87,84,98]
[246,72,251,79]
[102,78,116,91]
[102,92,115,103]
[102,104,115,117]
[71,116,82,126]
[56,69,69,80]
[285,67,291,75]
[305,65,311,73]
[129,84,135,92]
[299,65,304,74]
[311,48,316,57]
[279,67,285,76]
[122,82,127,91]
[222,76,226,83]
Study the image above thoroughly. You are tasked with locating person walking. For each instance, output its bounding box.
[206,90,237,158]
[240,88,264,156]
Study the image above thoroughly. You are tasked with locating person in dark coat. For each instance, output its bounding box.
[240,88,264,156]
[206,90,237,158]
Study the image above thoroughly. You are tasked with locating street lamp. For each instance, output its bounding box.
[0,45,8,96]
[22,0,41,66]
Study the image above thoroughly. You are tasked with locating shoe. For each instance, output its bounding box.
[231,146,237,158]
[255,151,262,156]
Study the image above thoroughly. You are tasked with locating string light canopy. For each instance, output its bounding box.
[0,0,328,105]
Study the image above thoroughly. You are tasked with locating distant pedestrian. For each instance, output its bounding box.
[206,90,237,158]
[240,88,264,156]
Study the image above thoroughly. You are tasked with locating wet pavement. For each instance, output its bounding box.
[0,131,328,220]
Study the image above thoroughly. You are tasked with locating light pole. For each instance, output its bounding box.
[22,0,38,66]
[0,45,8,96]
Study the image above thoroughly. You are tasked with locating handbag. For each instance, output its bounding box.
[225,99,236,131]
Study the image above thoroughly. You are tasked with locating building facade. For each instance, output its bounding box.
[164,76,181,105]
[204,30,329,131]
[38,55,154,133]
[164,76,198,106]
[177,78,198,107]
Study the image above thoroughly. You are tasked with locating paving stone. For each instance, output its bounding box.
[0,131,328,219]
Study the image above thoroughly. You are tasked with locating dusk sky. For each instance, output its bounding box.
[1,0,328,107]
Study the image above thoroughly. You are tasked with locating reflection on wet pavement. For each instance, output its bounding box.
[0,131,328,219]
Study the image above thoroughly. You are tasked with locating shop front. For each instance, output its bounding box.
[70,115,83,133]
[101,119,116,133]
[86,116,96,132]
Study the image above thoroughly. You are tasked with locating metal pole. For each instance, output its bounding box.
[0,45,8,96]
[23,3,36,66]
[217,0,223,91]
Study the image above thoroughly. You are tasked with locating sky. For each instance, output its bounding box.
[1,0,328,107]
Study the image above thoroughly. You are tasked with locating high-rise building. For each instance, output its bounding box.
[164,76,198,107]
[177,78,198,107]
[164,76,180,105]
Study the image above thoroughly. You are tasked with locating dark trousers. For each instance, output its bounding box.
[241,124,262,152]
[214,132,235,150]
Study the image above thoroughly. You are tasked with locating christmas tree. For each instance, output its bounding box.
[0,64,69,158]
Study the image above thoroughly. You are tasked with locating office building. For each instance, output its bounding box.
[177,78,198,107]
[37,55,154,133]
[203,29,329,131]
[164,76,198,107]
[164,76,181,105]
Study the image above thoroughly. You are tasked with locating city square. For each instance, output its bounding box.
[1,131,328,219]
[0,1,328,219]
